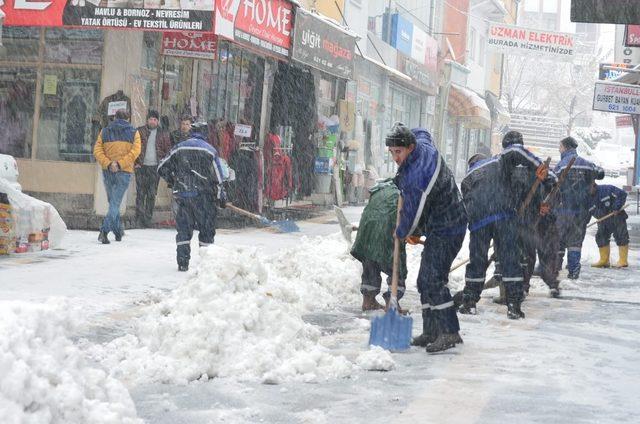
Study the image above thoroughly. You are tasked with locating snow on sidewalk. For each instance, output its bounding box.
[0,300,141,424]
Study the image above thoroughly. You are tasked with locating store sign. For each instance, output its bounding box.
[234,123,252,138]
[389,13,413,57]
[162,31,217,60]
[616,115,633,128]
[291,9,356,79]
[398,54,437,95]
[214,0,293,58]
[615,25,640,65]
[424,33,438,77]
[2,0,213,31]
[593,81,640,115]
[107,100,128,115]
[599,63,634,80]
[487,23,575,61]
[626,25,640,47]
[411,26,427,64]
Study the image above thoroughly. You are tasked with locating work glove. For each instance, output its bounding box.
[539,203,551,216]
[406,235,422,245]
[535,164,548,181]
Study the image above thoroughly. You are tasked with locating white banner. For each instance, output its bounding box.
[593,81,640,115]
[487,23,575,61]
[411,26,427,65]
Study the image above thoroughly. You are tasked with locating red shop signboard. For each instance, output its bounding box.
[626,25,640,47]
[214,0,293,58]
[162,31,217,60]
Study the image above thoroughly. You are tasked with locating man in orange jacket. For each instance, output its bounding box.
[93,109,141,244]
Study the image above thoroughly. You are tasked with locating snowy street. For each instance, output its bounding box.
[1,207,639,423]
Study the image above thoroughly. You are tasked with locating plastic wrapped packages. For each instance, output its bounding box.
[0,192,14,255]
[0,178,67,253]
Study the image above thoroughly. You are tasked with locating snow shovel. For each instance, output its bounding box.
[587,204,631,228]
[334,205,357,243]
[226,203,300,233]
[368,196,413,352]
[335,205,425,245]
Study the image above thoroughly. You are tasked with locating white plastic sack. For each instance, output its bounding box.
[0,178,67,249]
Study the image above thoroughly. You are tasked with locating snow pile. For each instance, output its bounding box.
[356,346,395,371]
[268,235,362,309]
[92,243,358,386]
[0,300,141,424]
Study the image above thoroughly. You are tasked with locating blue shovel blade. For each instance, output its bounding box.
[274,219,300,233]
[368,308,413,351]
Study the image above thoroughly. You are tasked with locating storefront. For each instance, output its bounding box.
[349,56,385,175]
[445,84,492,179]
[272,7,356,206]
[1,0,295,222]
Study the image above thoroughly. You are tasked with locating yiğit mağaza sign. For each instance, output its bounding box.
[593,81,640,115]
[291,9,356,79]
[487,23,575,61]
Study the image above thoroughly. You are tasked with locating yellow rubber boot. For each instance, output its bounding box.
[614,245,629,268]
[591,246,610,268]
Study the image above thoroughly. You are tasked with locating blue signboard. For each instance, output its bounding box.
[390,13,413,56]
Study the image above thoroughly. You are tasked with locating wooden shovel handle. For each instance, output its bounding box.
[226,203,261,221]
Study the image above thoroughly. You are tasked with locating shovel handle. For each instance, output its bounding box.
[391,196,403,302]
[226,203,262,222]
[587,203,630,228]
[519,157,552,217]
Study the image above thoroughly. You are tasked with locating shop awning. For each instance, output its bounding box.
[485,91,511,127]
[613,64,640,85]
[358,53,412,82]
[448,84,491,128]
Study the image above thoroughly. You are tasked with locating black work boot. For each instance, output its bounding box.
[178,262,189,272]
[426,332,463,353]
[505,282,525,319]
[98,231,110,244]
[507,302,525,319]
[458,284,481,315]
[548,281,561,298]
[493,282,506,305]
[458,296,477,315]
[412,310,438,347]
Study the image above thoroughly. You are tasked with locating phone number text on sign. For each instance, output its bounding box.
[593,81,640,115]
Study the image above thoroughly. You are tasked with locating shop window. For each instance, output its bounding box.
[478,36,485,66]
[0,27,40,63]
[160,56,192,128]
[142,32,161,71]
[319,76,336,101]
[0,67,36,158]
[44,29,103,65]
[36,68,101,162]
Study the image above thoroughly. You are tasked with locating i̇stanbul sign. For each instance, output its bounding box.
[487,23,575,61]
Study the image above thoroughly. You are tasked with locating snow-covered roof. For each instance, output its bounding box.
[357,52,412,82]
